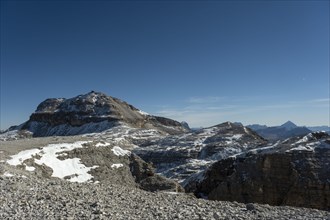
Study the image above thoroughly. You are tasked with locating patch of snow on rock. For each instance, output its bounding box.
[294,133,316,145]
[3,172,14,177]
[95,142,111,147]
[287,145,314,152]
[138,110,149,115]
[111,163,124,169]
[111,146,131,157]
[25,166,36,171]
[7,148,41,166]
[7,141,99,183]
[225,134,243,144]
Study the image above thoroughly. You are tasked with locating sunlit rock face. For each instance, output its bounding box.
[22,91,188,136]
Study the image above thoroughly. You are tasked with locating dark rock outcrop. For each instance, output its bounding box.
[129,154,184,192]
[188,132,330,211]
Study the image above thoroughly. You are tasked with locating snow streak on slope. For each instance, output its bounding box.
[111,146,131,156]
[137,110,149,115]
[134,123,267,185]
[287,132,330,152]
[7,141,99,183]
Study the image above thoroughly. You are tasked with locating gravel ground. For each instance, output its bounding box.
[0,136,89,156]
[0,164,329,220]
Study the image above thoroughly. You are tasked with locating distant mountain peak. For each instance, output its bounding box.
[280,121,297,130]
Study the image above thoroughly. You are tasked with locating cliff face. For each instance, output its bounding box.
[189,132,330,210]
[21,91,187,136]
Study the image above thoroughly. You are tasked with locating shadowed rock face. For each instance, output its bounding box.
[188,132,330,211]
[129,154,184,192]
[22,91,187,136]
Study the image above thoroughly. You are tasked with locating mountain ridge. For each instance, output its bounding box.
[14,91,188,137]
[1,92,330,212]
[247,121,312,141]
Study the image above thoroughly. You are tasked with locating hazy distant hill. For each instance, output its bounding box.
[247,121,311,141]
[308,126,330,133]
[247,124,268,131]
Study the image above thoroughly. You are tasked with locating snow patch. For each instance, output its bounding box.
[295,133,313,144]
[287,141,328,152]
[95,142,111,147]
[25,166,36,171]
[3,172,14,177]
[7,141,99,183]
[225,134,243,144]
[111,163,124,168]
[91,96,97,103]
[163,192,181,195]
[287,145,315,152]
[138,110,149,116]
[7,148,41,166]
[111,146,131,156]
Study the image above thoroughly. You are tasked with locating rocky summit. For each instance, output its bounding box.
[0,92,329,219]
[20,91,187,137]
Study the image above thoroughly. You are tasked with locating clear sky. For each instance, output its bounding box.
[1,0,329,130]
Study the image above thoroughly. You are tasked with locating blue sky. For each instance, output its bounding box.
[1,0,329,129]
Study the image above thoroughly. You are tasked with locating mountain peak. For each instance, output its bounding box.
[22,91,188,136]
[280,121,298,130]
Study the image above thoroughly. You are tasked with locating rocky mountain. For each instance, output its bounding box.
[1,92,330,217]
[14,91,188,137]
[279,120,298,130]
[186,131,330,210]
[247,121,311,141]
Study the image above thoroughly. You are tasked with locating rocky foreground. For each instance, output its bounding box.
[0,166,329,220]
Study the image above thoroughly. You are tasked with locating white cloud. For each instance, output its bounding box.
[187,96,226,104]
[308,98,329,103]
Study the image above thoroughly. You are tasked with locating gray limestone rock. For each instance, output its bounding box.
[19,91,187,137]
[188,132,330,211]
